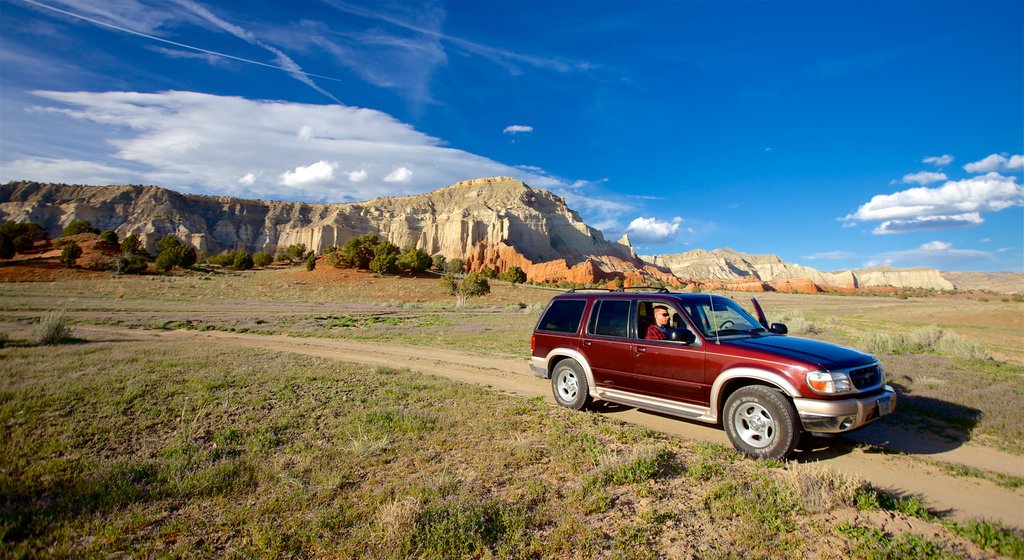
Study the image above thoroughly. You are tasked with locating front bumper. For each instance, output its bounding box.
[529,356,548,378]
[793,385,896,433]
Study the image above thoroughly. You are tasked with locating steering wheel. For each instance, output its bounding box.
[718,320,735,329]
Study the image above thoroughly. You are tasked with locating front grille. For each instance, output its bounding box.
[849,365,881,390]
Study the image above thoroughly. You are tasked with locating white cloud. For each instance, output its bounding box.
[1,90,627,220]
[238,172,256,185]
[624,216,682,244]
[964,153,1024,173]
[384,166,413,183]
[844,172,1023,234]
[503,125,533,134]
[902,171,947,185]
[280,160,336,187]
[298,125,314,140]
[802,251,855,260]
[923,154,953,166]
[867,241,993,268]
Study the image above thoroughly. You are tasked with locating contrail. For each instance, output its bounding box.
[19,0,344,84]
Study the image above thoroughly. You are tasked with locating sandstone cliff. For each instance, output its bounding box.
[644,249,957,292]
[0,178,663,284]
[1,179,993,292]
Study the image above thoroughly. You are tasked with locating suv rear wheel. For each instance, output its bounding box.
[551,359,591,410]
[723,386,800,460]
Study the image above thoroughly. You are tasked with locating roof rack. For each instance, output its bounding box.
[618,286,671,293]
[566,286,671,294]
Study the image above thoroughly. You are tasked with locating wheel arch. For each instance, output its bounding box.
[710,367,801,424]
[544,349,599,398]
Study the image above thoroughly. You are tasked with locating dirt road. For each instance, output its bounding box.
[80,325,1024,528]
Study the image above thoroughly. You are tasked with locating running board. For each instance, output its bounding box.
[596,388,717,424]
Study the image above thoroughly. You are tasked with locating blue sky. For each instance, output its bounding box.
[0,0,1021,273]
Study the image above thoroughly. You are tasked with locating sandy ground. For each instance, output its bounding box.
[78,324,1024,528]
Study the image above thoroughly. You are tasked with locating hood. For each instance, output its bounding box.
[725,335,876,370]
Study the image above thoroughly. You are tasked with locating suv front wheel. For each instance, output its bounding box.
[551,359,591,410]
[723,386,800,460]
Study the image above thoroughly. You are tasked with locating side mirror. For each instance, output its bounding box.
[769,323,788,335]
[669,328,697,344]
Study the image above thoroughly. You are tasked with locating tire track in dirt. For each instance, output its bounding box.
[80,325,1024,528]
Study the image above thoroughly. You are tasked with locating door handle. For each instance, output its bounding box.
[636,346,647,353]
[583,340,592,347]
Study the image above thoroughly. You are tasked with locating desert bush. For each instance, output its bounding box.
[341,234,379,268]
[98,230,119,245]
[909,325,943,351]
[479,266,495,278]
[0,221,47,242]
[0,234,13,259]
[60,241,82,268]
[783,464,864,513]
[12,234,34,253]
[397,247,432,273]
[500,266,527,284]
[62,219,98,237]
[461,271,491,299]
[117,255,147,274]
[446,258,465,274]
[370,241,399,274]
[234,250,254,271]
[120,233,146,256]
[326,250,344,268]
[936,332,989,361]
[208,251,236,267]
[33,310,73,345]
[287,243,307,262]
[432,254,446,271]
[305,252,316,271]
[776,313,821,335]
[253,251,273,267]
[440,273,458,296]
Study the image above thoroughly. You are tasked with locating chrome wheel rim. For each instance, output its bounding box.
[556,370,578,401]
[733,402,775,448]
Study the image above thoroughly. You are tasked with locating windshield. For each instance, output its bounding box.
[684,297,765,338]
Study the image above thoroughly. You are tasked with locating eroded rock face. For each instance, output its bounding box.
[0,179,973,292]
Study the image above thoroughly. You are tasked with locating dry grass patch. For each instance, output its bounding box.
[1,340,1005,558]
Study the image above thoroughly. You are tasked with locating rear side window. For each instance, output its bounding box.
[589,300,632,338]
[537,299,587,334]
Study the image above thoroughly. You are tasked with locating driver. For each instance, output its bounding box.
[645,305,672,340]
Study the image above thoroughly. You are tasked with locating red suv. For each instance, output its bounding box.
[530,289,896,459]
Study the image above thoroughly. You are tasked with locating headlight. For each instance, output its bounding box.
[806,371,853,394]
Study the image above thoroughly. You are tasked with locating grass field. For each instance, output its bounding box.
[1,266,1023,557]
[3,340,1019,558]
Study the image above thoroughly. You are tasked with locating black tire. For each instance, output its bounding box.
[551,359,591,411]
[723,385,800,460]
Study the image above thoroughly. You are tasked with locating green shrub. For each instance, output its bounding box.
[12,234,34,253]
[60,241,82,268]
[397,247,432,273]
[460,271,491,298]
[117,255,147,274]
[34,310,73,345]
[370,241,400,274]
[234,250,254,271]
[0,234,13,259]
[209,251,236,267]
[440,273,458,296]
[120,234,146,256]
[305,252,316,271]
[253,251,273,267]
[446,258,465,274]
[287,243,307,262]
[98,230,119,245]
[500,266,527,284]
[341,234,379,268]
[62,219,98,237]
[432,254,447,271]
